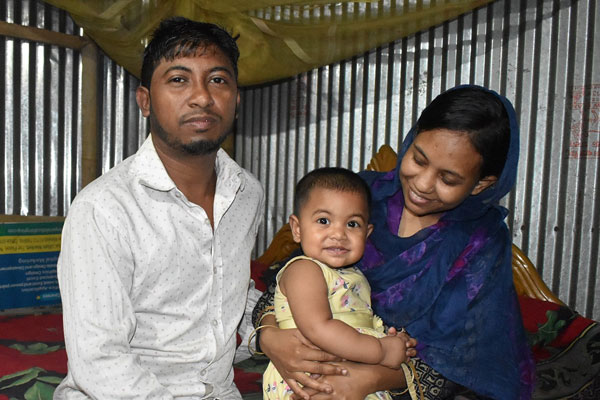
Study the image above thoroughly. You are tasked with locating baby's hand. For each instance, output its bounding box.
[378,336,409,369]
[387,327,418,358]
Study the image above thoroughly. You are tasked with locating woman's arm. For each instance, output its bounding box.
[291,361,408,400]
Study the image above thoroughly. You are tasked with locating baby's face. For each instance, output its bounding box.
[290,188,373,268]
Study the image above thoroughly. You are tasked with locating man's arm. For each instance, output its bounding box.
[235,279,263,363]
[57,201,173,399]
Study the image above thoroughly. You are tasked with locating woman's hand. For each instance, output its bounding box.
[290,361,408,400]
[259,316,346,400]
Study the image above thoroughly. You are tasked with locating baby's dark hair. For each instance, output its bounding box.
[141,16,239,89]
[416,87,510,179]
[294,167,371,216]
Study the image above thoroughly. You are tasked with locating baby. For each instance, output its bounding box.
[262,167,415,400]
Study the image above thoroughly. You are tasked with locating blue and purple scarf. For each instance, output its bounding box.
[359,85,535,399]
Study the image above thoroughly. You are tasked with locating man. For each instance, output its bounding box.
[55,17,264,399]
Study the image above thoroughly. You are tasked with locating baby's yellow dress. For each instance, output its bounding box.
[262,255,392,400]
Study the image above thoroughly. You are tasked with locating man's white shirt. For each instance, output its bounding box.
[55,136,264,399]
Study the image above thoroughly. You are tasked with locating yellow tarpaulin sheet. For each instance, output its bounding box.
[44,0,493,86]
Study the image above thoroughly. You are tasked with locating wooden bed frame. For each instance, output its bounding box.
[256,144,562,306]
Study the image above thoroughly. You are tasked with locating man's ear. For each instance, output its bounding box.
[471,175,498,195]
[289,215,302,244]
[235,91,241,119]
[136,86,151,117]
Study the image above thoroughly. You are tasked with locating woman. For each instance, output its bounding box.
[255,85,535,400]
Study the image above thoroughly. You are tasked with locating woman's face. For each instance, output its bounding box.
[399,129,497,221]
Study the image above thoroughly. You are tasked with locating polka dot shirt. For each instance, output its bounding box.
[55,136,264,399]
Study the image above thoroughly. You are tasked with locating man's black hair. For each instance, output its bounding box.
[141,16,239,89]
[416,87,510,179]
[294,167,372,216]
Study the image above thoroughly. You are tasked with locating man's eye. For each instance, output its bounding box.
[347,221,360,228]
[169,76,186,83]
[211,77,226,84]
[317,218,329,225]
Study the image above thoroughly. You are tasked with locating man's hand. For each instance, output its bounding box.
[260,323,346,400]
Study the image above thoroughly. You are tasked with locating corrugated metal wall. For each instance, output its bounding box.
[2,0,598,319]
[99,59,148,176]
[237,0,600,320]
[1,0,82,216]
[1,0,148,215]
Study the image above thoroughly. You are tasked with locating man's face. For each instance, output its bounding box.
[136,45,240,156]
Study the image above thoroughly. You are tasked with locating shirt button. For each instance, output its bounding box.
[212,320,218,326]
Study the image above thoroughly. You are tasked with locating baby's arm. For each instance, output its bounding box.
[280,259,407,368]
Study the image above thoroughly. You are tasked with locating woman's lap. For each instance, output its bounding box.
[393,357,463,400]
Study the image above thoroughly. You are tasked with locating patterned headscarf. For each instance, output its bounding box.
[359,85,535,399]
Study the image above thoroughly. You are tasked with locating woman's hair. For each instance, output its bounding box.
[141,16,240,89]
[294,167,371,216]
[415,87,511,179]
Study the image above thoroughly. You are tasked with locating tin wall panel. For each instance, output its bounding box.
[2,0,598,319]
[1,0,147,217]
[99,58,148,175]
[236,0,600,319]
[1,0,81,216]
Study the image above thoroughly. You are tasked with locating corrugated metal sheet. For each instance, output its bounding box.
[2,0,598,319]
[236,0,600,319]
[1,0,82,216]
[1,0,148,215]
[99,58,148,175]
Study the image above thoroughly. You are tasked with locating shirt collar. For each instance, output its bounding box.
[132,135,245,194]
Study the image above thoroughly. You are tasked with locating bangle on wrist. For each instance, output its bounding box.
[255,308,275,354]
[255,306,275,329]
[248,324,273,356]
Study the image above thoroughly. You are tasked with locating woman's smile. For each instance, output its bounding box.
[407,187,434,206]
